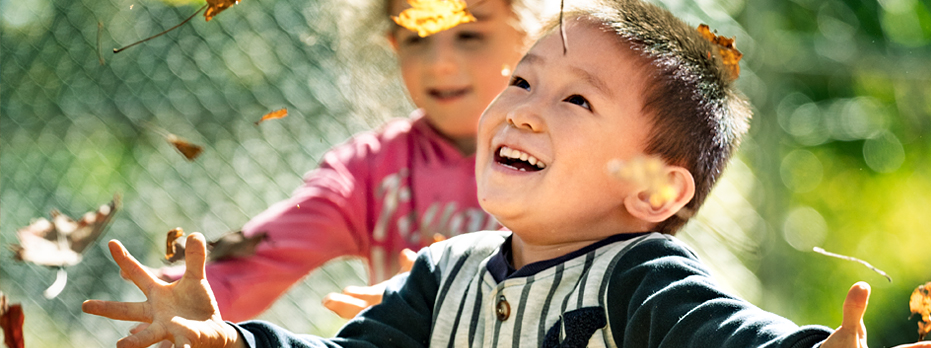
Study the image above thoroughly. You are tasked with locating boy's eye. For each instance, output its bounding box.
[510,76,530,91]
[564,95,591,111]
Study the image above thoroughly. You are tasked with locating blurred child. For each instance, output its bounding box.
[157,0,540,321]
[85,0,931,347]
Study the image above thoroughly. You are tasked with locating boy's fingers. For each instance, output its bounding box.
[118,323,165,348]
[82,300,150,322]
[108,240,159,292]
[322,292,368,319]
[841,281,870,332]
[129,323,149,335]
[399,248,417,273]
[183,233,208,280]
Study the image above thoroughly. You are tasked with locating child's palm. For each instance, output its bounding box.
[83,233,239,348]
[822,282,930,348]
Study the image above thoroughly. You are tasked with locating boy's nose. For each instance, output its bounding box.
[506,102,544,132]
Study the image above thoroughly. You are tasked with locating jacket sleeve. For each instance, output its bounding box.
[231,247,439,348]
[161,143,373,322]
[606,237,833,348]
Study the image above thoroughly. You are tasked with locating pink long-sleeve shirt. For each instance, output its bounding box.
[162,111,498,321]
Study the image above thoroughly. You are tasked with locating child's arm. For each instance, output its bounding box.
[822,282,931,348]
[85,232,439,348]
[83,233,244,348]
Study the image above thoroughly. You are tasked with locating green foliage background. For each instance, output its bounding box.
[1,0,929,346]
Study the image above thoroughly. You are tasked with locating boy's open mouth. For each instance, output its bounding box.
[495,146,546,172]
[429,87,471,100]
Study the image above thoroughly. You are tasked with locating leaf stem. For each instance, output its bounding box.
[113,4,207,54]
[813,247,892,283]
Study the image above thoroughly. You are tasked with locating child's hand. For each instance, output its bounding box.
[83,233,243,348]
[822,282,931,348]
[322,248,417,319]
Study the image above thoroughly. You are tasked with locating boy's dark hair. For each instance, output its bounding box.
[552,0,752,234]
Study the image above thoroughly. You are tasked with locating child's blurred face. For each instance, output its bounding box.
[389,0,526,150]
[475,19,653,244]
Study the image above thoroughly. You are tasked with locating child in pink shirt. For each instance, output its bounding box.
[159,0,537,322]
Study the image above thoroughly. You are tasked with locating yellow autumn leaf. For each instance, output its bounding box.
[204,0,240,21]
[392,0,476,37]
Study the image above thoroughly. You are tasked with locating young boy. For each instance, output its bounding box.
[155,0,538,321]
[84,1,931,347]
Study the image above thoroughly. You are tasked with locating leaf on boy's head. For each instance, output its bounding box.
[0,293,25,348]
[393,0,476,37]
[910,282,931,340]
[9,195,120,267]
[166,133,203,161]
[607,155,675,208]
[697,24,742,80]
[255,108,288,126]
[204,0,240,21]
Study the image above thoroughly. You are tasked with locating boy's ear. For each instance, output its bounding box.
[623,166,695,223]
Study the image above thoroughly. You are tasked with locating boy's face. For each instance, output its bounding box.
[475,19,653,244]
[389,0,526,146]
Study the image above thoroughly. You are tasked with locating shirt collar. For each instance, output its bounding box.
[486,232,654,283]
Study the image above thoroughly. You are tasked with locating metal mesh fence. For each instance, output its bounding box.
[2,0,770,346]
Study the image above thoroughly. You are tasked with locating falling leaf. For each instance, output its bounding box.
[204,0,240,21]
[812,247,892,282]
[911,282,931,341]
[255,108,288,125]
[392,0,476,37]
[697,24,743,80]
[9,195,121,268]
[0,293,25,348]
[607,155,677,208]
[164,229,267,263]
[165,228,186,263]
[166,133,203,161]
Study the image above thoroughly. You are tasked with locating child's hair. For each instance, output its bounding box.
[554,0,752,234]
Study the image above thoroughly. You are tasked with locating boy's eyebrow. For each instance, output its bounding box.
[520,52,613,99]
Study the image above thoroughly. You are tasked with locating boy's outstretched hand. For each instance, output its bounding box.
[83,233,243,348]
[822,282,931,348]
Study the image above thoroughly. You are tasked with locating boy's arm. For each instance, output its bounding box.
[85,232,439,348]
[233,249,439,348]
[606,238,832,348]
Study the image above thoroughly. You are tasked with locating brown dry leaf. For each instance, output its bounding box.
[0,293,25,348]
[204,0,240,21]
[910,282,931,341]
[697,24,743,80]
[166,133,203,161]
[255,108,288,126]
[165,228,186,263]
[164,229,267,263]
[9,195,120,267]
[392,0,476,37]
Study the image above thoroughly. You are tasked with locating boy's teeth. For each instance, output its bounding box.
[498,146,546,169]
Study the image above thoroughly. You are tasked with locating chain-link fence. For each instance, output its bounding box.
[6,0,928,345]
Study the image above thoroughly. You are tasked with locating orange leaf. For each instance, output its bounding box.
[697,24,743,80]
[910,282,931,341]
[166,133,203,161]
[0,294,24,348]
[255,108,288,125]
[392,0,476,37]
[204,0,240,21]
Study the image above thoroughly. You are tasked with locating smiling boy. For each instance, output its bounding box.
[84,1,931,347]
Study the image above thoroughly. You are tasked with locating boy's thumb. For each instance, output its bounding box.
[841,281,870,331]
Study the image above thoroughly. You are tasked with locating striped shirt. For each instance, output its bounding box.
[236,230,833,348]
